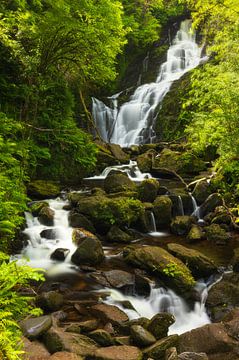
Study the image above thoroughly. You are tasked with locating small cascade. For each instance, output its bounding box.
[14,198,77,274]
[100,282,211,335]
[85,160,152,182]
[191,195,204,223]
[149,211,157,233]
[92,20,207,146]
[177,195,185,216]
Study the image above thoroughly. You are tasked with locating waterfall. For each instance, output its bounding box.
[177,195,185,216]
[190,195,204,223]
[92,19,205,147]
[100,282,211,335]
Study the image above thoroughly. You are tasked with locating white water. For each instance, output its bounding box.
[191,195,204,224]
[92,20,206,146]
[85,160,152,182]
[100,282,211,335]
[14,198,77,275]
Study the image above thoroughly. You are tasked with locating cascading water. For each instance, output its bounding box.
[92,20,206,147]
[99,281,211,335]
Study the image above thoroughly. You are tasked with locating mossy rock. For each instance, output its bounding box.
[200,194,223,217]
[68,192,88,206]
[28,180,60,200]
[130,325,156,347]
[106,226,133,243]
[170,216,194,236]
[29,201,48,216]
[192,180,212,205]
[147,313,175,340]
[68,212,96,233]
[187,225,205,243]
[138,178,160,203]
[123,246,195,294]
[71,237,104,266]
[143,335,179,360]
[204,224,230,245]
[38,206,55,226]
[104,172,137,194]
[167,243,217,278]
[153,195,172,228]
[78,195,144,232]
[136,150,156,173]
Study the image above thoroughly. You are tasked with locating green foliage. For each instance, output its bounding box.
[0,253,44,360]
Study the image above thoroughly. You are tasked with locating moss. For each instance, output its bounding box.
[27,180,60,199]
[138,178,160,203]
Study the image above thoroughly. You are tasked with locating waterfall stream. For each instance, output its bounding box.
[92,20,206,146]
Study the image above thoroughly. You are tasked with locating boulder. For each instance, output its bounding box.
[123,246,195,293]
[72,228,97,246]
[167,243,217,278]
[92,345,142,360]
[20,316,52,339]
[91,303,129,326]
[40,228,56,239]
[29,201,48,216]
[104,172,136,194]
[67,319,98,333]
[136,150,155,172]
[36,291,64,312]
[50,248,70,261]
[147,313,175,340]
[38,206,55,226]
[68,212,96,233]
[50,352,83,360]
[106,226,132,243]
[200,193,223,217]
[138,179,160,203]
[42,327,98,357]
[89,329,115,346]
[27,180,60,200]
[153,196,172,228]
[178,322,239,359]
[143,335,179,360]
[170,216,194,236]
[71,237,104,266]
[103,270,134,289]
[206,272,239,321]
[192,180,212,205]
[204,224,230,245]
[130,325,156,347]
[23,337,51,360]
[67,192,87,206]
[187,225,204,243]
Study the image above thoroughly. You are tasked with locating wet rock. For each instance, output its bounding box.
[115,336,131,346]
[89,329,115,346]
[38,206,55,226]
[28,180,60,200]
[134,270,151,297]
[91,303,129,326]
[204,224,230,245]
[170,216,194,236]
[200,193,223,217]
[104,172,136,194]
[123,246,195,294]
[178,352,208,360]
[50,248,70,261]
[103,270,134,289]
[136,150,155,172]
[72,228,97,246]
[40,228,56,239]
[165,347,178,360]
[167,243,217,278]
[153,195,172,228]
[71,237,104,266]
[73,319,99,333]
[43,327,98,357]
[192,180,212,205]
[130,325,156,347]
[29,201,48,216]
[138,179,160,203]
[147,313,175,340]
[65,324,82,334]
[211,207,232,226]
[68,212,96,233]
[143,335,179,360]
[23,337,51,359]
[187,225,204,243]
[92,345,142,360]
[21,316,52,340]
[106,226,132,243]
[206,272,239,322]
[36,291,64,312]
[178,322,239,359]
[67,192,86,206]
[158,186,169,195]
